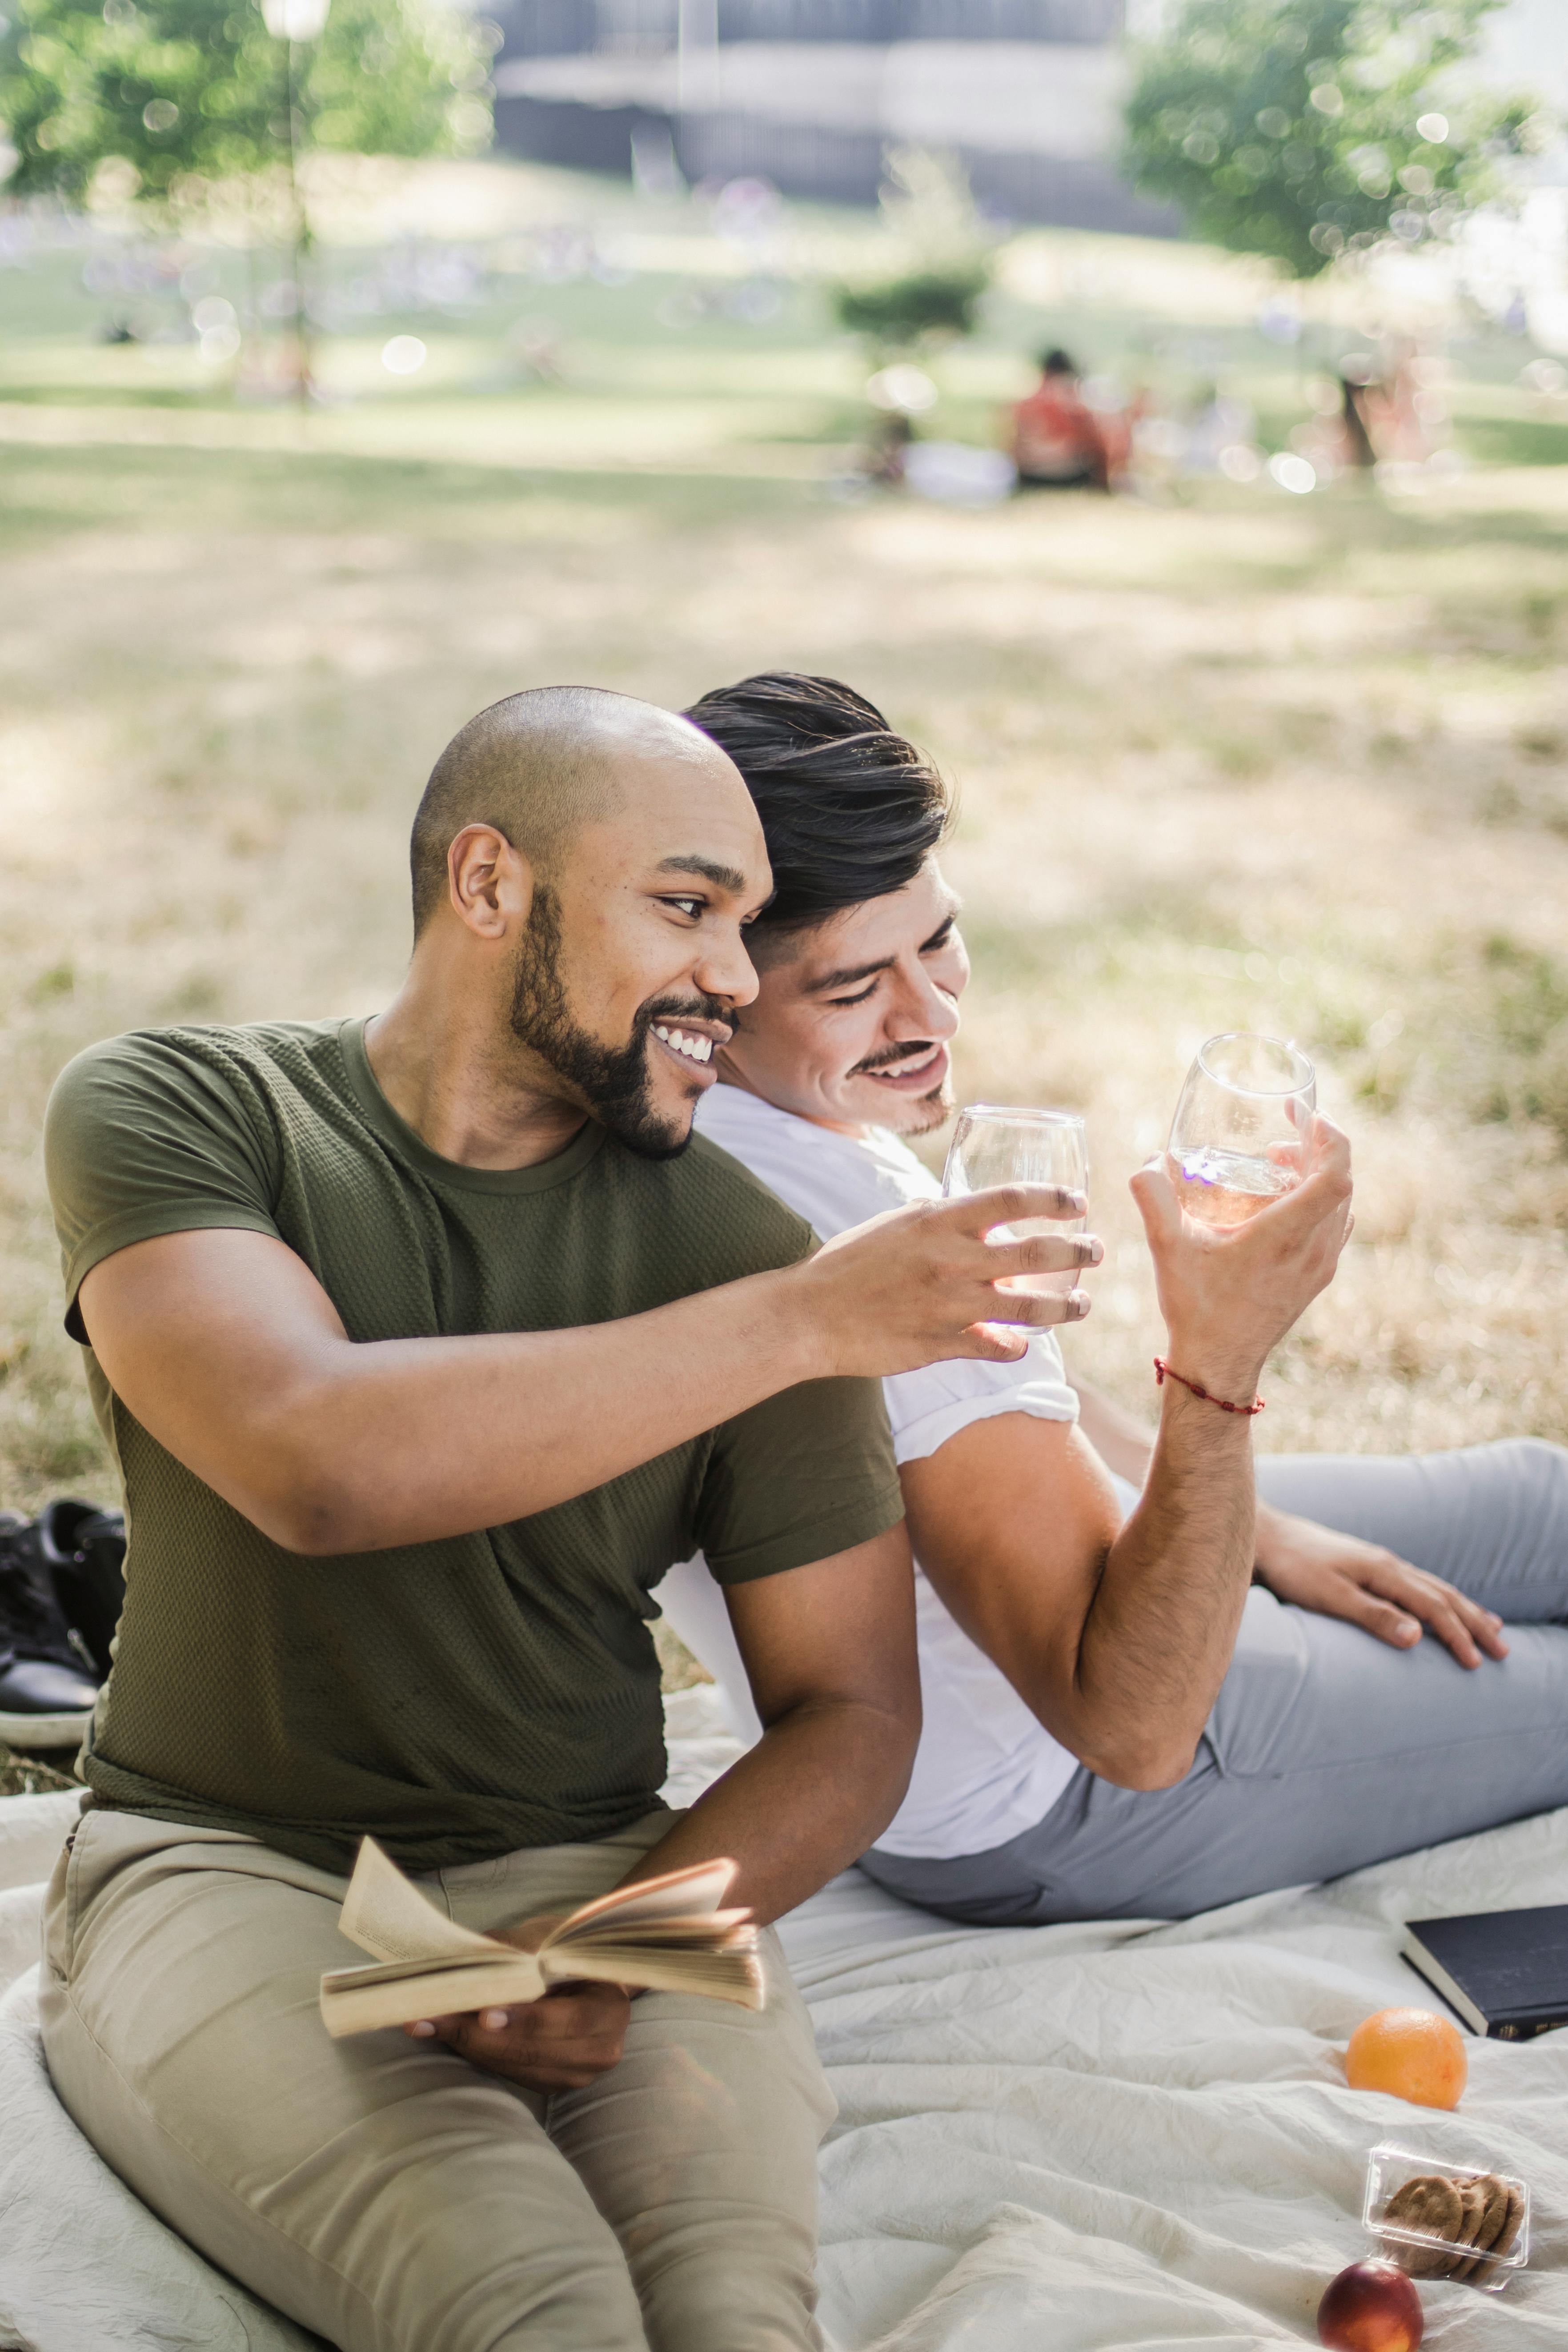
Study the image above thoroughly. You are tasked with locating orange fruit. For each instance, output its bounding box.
[1344,2007,1467,2110]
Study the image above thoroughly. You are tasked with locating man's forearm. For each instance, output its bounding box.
[235,1268,827,1554]
[1067,1387,1256,1787]
[620,1698,918,1925]
[83,1229,826,1556]
[82,1185,1079,1558]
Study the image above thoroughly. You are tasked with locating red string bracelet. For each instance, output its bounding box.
[1154,1358,1264,1416]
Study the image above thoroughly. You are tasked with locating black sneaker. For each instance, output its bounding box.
[0,1510,99,1750]
[35,1497,126,1680]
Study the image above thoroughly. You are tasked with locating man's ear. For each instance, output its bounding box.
[446,824,534,942]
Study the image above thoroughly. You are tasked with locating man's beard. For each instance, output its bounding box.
[508,883,721,1160]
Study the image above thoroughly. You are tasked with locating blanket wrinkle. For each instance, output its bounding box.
[2,1700,1565,2350]
[0,1968,328,2352]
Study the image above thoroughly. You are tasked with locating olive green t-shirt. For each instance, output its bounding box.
[44,1020,902,1871]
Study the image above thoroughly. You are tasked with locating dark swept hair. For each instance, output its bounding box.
[682,672,950,936]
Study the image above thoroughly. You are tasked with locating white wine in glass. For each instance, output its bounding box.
[942,1105,1088,1295]
[1167,1033,1315,1229]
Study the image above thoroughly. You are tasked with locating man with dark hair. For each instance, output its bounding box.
[683,673,949,931]
[37,685,1080,2352]
[658,671,1568,1927]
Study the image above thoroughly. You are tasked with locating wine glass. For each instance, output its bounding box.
[1167,1033,1315,1229]
[942,1105,1088,1296]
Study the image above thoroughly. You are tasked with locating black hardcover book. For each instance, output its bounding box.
[1403,1903,1568,2040]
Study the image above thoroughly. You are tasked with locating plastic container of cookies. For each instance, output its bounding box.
[1363,2142,1530,2292]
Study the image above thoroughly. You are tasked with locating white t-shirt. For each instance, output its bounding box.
[653,1084,1085,1860]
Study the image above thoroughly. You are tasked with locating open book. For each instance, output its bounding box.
[319,1836,764,2039]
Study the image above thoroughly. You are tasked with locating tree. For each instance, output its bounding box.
[1123,0,1545,280]
[0,0,494,214]
[832,146,995,351]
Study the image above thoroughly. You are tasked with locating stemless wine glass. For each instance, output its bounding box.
[942,1104,1088,1296]
[1166,1032,1315,1229]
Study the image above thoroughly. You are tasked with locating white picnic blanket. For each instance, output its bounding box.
[2,1691,1564,2350]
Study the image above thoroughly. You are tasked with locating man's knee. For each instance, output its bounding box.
[640,2243,820,2352]
[422,2252,650,2352]
[1489,1437,1568,1542]
[1503,1435,1568,1483]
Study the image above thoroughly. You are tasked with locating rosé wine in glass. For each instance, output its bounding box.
[1167,1034,1315,1230]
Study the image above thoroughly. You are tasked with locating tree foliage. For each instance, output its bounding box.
[832,145,995,350]
[834,264,989,346]
[1123,0,1545,280]
[0,0,496,209]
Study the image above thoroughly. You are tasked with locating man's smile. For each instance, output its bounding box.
[652,1020,727,1080]
[855,1043,950,1094]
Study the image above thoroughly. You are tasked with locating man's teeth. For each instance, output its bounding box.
[654,1025,714,1065]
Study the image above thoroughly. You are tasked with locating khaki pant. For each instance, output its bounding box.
[39,1805,834,2352]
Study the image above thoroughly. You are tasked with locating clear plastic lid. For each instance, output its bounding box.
[1363,2142,1530,2295]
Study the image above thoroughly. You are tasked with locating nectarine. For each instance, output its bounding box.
[1317,2260,1423,2352]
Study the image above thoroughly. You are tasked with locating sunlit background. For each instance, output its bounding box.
[3,0,1568,1526]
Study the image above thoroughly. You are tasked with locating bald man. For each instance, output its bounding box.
[36,689,1078,2352]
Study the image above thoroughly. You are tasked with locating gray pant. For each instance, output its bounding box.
[861,1439,1568,1925]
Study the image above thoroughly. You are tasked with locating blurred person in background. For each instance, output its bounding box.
[861,405,915,488]
[1009,348,1130,492]
[36,685,1080,2352]
[657,670,1568,1930]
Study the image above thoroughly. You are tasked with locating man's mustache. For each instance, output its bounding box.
[851,1040,942,1076]
[638,991,734,1043]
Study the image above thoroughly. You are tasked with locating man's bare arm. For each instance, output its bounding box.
[902,1405,1255,1790]
[1067,1376,1505,1670]
[618,1527,920,1922]
[76,1188,1084,1556]
[903,1120,1355,1790]
[410,1528,918,2090]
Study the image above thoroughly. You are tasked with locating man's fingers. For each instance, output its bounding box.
[1375,1569,1507,1668]
[1128,1160,1184,1249]
[951,1181,1088,1233]
[1346,1591,1424,1651]
[986,1231,1103,1279]
[959,1294,1092,1359]
[411,1982,630,2056]
[972,1287,1093,1332]
[1265,1116,1352,1227]
[1400,1593,1482,1667]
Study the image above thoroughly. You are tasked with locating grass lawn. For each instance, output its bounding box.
[2,160,1567,1567]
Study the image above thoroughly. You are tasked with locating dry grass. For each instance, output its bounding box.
[0,1743,74,1797]
[1,289,1567,1510]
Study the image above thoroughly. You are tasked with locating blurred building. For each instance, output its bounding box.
[490,1,1177,232]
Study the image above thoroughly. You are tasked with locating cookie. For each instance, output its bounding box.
[1491,2180,1526,2263]
[1452,2175,1525,2281]
[1447,2173,1504,2280]
[1384,2173,1465,2276]
[1441,2176,1490,2276]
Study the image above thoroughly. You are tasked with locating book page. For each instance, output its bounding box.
[339,1836,504,1967]
[565,1912,754,1949]
[320,1954,548,2039]
[546,1857,740,1947]
[539,1943,765,2010]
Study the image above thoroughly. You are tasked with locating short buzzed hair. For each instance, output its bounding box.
[410,685,683,935]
